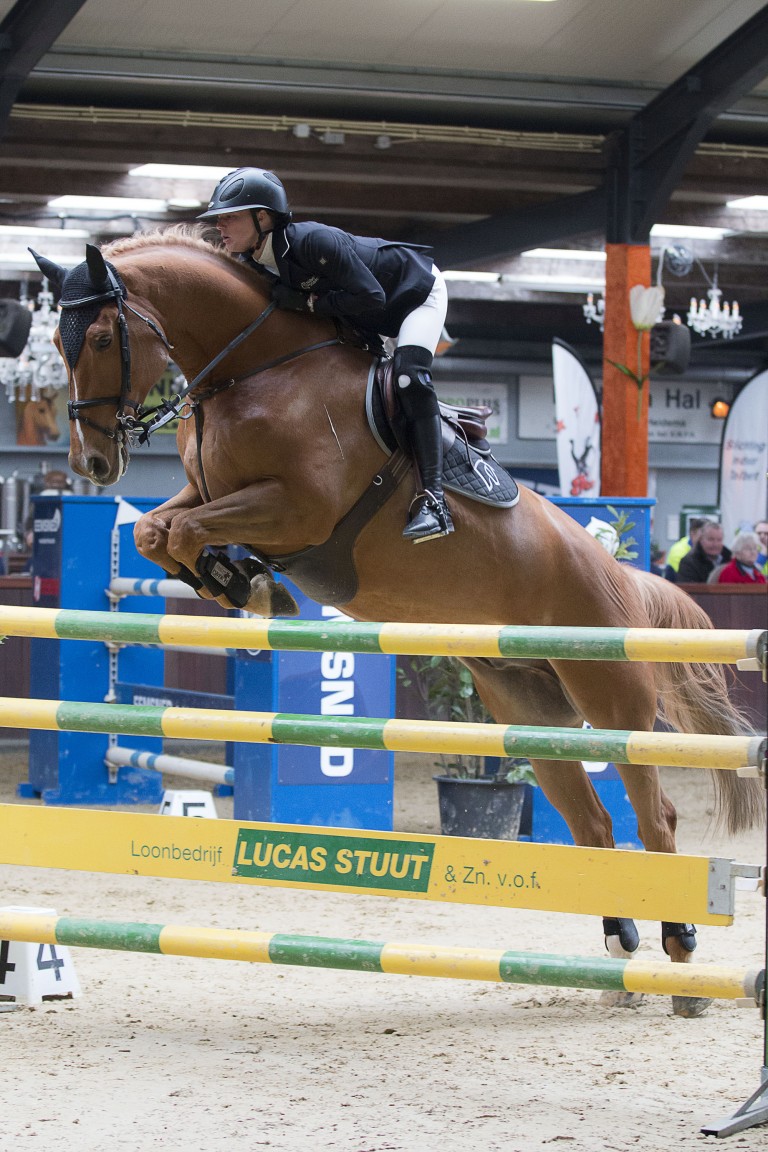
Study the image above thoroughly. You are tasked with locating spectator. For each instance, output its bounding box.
[677,521,731,583]
[663,517,707,582]
[755,518,768,575]
[650,542,666,577]
[712,531,767,585]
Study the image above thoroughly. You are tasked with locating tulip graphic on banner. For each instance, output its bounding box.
[718,369,768,546]
[552,338,601,498]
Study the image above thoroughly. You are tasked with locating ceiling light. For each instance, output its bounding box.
[651,224,732,239]
[166,198,203,209]
[442,270,500,282]
[0,224,90,237]
[726,196,768,211]
[521,248,606,260]
[129,164,233,181]
[510,274,605,291]
[292,124,312,139]
[47,195,168,212]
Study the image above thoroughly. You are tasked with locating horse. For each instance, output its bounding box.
[16,390,61,446]
[32,231,763,1016]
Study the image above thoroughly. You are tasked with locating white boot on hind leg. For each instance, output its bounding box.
[599,916,644,1009]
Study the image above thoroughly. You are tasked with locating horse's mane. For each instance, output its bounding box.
[101,224,240,270]
[101,225,275,298]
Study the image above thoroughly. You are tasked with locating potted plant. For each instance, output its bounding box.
[398,655,537,839]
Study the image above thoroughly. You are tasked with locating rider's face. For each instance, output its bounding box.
[215,210,261,255]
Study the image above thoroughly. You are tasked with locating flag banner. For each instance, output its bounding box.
[719,370,768,545]
[552,339,601,497]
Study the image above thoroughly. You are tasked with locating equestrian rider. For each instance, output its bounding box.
[198,167,452,544]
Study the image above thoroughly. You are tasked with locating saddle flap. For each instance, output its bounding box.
[366,361,519,511]
[376,359,492,446]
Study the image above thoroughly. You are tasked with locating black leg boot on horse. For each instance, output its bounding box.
[394,345,454,543]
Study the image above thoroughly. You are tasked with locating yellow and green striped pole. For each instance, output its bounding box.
[0,605,764,666]
[0,697,764,769]
[0,910,759,1002]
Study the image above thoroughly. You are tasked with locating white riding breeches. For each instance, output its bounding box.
[395,265,448,355]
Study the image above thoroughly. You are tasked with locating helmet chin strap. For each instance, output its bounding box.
[249,209,275,253]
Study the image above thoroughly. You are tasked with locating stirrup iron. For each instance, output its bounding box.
[403,489,454,543]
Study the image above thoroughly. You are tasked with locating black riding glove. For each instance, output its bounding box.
[272,284,312,313]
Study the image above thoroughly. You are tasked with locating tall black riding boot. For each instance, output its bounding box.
[402,413,454,542]
[394,343,454,544]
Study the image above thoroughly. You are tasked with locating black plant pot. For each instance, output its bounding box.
[434,775,527,840]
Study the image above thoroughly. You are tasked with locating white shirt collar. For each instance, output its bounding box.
[257,232,278,273]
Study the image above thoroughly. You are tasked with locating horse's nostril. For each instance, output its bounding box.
[86,454,111,482]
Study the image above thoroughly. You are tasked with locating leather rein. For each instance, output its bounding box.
[61,277,340,458]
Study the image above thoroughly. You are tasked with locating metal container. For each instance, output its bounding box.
[1,472,18,533]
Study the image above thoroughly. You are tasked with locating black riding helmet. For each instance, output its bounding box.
[198,168,291,224]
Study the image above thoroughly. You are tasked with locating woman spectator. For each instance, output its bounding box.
[712,531,767,585]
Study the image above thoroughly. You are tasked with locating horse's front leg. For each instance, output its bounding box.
[133,484,211,594]
[164,487,300,617]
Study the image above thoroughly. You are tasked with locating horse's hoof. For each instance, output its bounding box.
[269,583,300,617]
[672,995,713,1018]
[599,989,644,1009]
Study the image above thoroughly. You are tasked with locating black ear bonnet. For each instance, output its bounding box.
[56,258,128,369]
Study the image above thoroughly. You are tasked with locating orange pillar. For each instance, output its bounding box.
[601,243,651,496]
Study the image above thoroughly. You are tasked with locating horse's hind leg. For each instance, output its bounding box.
[528,754,645,1008]
[464,658,645,990]
[552,658,712,1016]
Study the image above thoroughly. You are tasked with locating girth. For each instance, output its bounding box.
[246,450,412,605]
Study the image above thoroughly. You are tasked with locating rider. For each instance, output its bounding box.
[198,167,452,544]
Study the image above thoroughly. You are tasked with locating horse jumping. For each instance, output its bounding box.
[31,232,764,1015]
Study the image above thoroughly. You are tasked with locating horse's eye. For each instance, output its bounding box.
[95,333,112,350]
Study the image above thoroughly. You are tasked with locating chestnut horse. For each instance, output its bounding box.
[17,391,61,446]
[34,232,762,1015]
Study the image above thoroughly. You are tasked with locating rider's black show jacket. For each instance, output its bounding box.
[247,222,436,336]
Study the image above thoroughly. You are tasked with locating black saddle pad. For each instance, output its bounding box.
[366,365,519,509]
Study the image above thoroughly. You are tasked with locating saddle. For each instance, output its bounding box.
[366,359,520,509]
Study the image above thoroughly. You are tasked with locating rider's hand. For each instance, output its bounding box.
[272,284,313,312]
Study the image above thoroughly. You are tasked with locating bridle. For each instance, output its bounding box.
[60,267,174,444]
[61,270,339,447]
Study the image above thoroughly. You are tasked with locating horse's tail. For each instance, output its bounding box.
[631,568,765,834]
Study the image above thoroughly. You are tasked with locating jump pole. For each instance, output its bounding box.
[0,910,759,1003]
[1,696,763,771]
[1,604,764,666]
[104,746,234,787]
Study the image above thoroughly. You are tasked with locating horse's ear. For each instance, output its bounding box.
[85,243,109,290]
[28,249,67,289]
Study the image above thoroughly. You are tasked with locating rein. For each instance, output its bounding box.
[63,284,340,448]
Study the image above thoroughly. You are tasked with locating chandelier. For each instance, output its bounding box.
[581,246,742,341]
[0,280,67,403]
[582,292,605,330]
[686,269,742,340]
